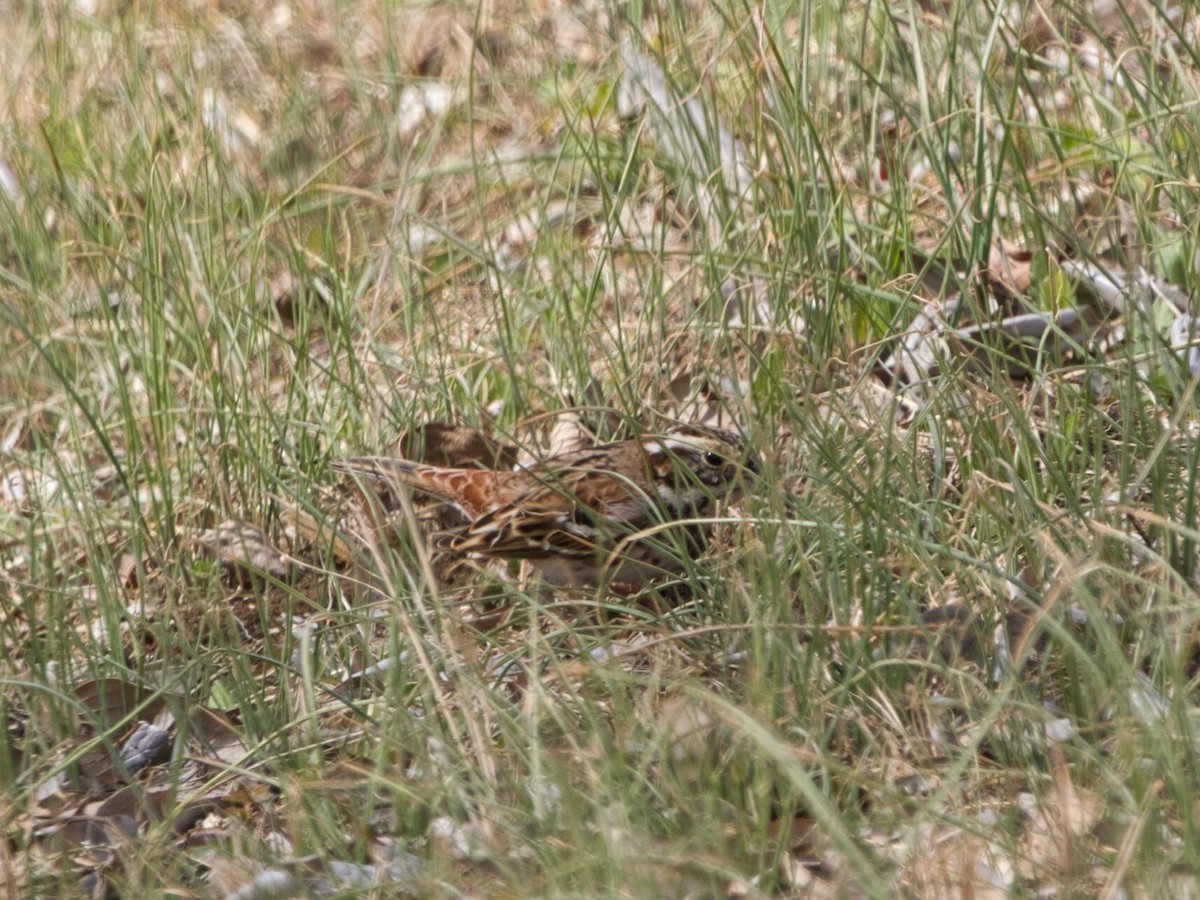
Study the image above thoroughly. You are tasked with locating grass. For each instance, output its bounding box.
[3,0,1200,895]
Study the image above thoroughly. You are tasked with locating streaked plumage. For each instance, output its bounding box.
[333,427,758,588]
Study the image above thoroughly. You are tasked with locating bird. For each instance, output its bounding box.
[332,426,759,590]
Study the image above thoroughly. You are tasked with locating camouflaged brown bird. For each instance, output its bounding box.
[332,426,759,589]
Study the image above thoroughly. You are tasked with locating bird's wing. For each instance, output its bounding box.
[440,467,657,558]
[332,456,516,518]
[441,503,600,560]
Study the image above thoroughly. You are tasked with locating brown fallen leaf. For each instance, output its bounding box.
[74,678,165,731]
[395,422,518,470]
[193,520,292,582]
[987,238,1035,299]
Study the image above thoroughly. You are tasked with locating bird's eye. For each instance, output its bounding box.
[703,450,723,467]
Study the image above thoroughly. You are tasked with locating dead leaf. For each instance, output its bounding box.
[395,422,517,470]
[987,238,1034,297]
[193,520,292,581]
[74,679,164,731]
